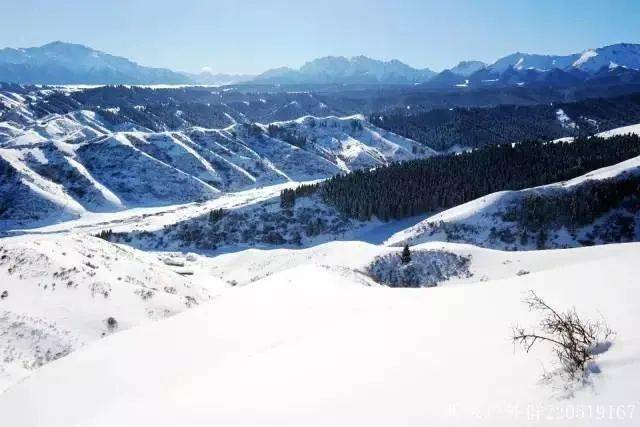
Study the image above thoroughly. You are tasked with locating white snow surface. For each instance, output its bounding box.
[555,109,576,129]
[571,43,640,72]
[0,233,220,392]
[0,241,638,426]
[596,123,640,138]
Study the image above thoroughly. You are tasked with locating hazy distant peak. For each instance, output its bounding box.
[258,55,435,85]
[449,60,486,76]
[0,41,191,85]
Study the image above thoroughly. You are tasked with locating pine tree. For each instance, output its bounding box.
[209,209,225,223]
[400,245,411,264]
[280,189,296,209]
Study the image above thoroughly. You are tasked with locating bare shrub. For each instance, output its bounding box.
[512,290,614,380]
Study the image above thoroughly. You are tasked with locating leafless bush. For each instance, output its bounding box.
[512,290,613,379]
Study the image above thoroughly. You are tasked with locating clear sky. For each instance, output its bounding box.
[1,0,639,74]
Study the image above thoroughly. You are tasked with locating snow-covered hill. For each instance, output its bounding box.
[387,152,640,250]
[596,123,640,138]
[0,240,638,426]
[0,87,433,230]
[0,233,219,391]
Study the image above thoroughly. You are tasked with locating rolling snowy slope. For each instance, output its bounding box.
[596,123,640,138]
[0,242,638,426]
[0,234,220,391]
[190,239,628,289]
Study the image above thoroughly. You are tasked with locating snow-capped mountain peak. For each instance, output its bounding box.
[571,43,640,72]
[488,51,580,73]
[449,60,486,76]
[487,43,640,75]
[256,56,436,84]
[0,41,191,85]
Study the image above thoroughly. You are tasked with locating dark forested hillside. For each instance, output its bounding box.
[370,93,640,151]
[313,134,640,221]
[19,83,640,134]
[501,176,640,243]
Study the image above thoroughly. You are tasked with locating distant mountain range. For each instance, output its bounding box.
[0,41,192,85]
[0,41,640,88]
[0,41,254,86]
[252,56,437,84]
[487,43,640,73]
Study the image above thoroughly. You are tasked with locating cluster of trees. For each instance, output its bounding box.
[367,249,471,288]
[280,184,321,209]
[267,125,307,148]
[95,229,113,240]
[316,134,640,221]
[154,201,351,250]
[370,93,640,151]
[280,189,296,209]
[97,103,232,131]
[32,87,236,130]
[502,176,640,240]
[371,106,565,151]
[208,209,226,224]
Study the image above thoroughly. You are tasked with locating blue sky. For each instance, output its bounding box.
[1,0,639,74]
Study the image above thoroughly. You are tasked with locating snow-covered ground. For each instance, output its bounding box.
[8,181,305,236]
[0,233,222,392]
[596,123,640,138]
[0,241,638,426]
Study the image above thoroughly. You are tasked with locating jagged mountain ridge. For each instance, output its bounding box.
[254,56,436,84]
[488,43,640,73]
[0,42,192,85]
[1,41,640,88]
[448,60,487,77]
[252,43,640,87]
[440,43,640,90]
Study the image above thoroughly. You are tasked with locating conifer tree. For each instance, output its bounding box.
[401,245,412,264]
